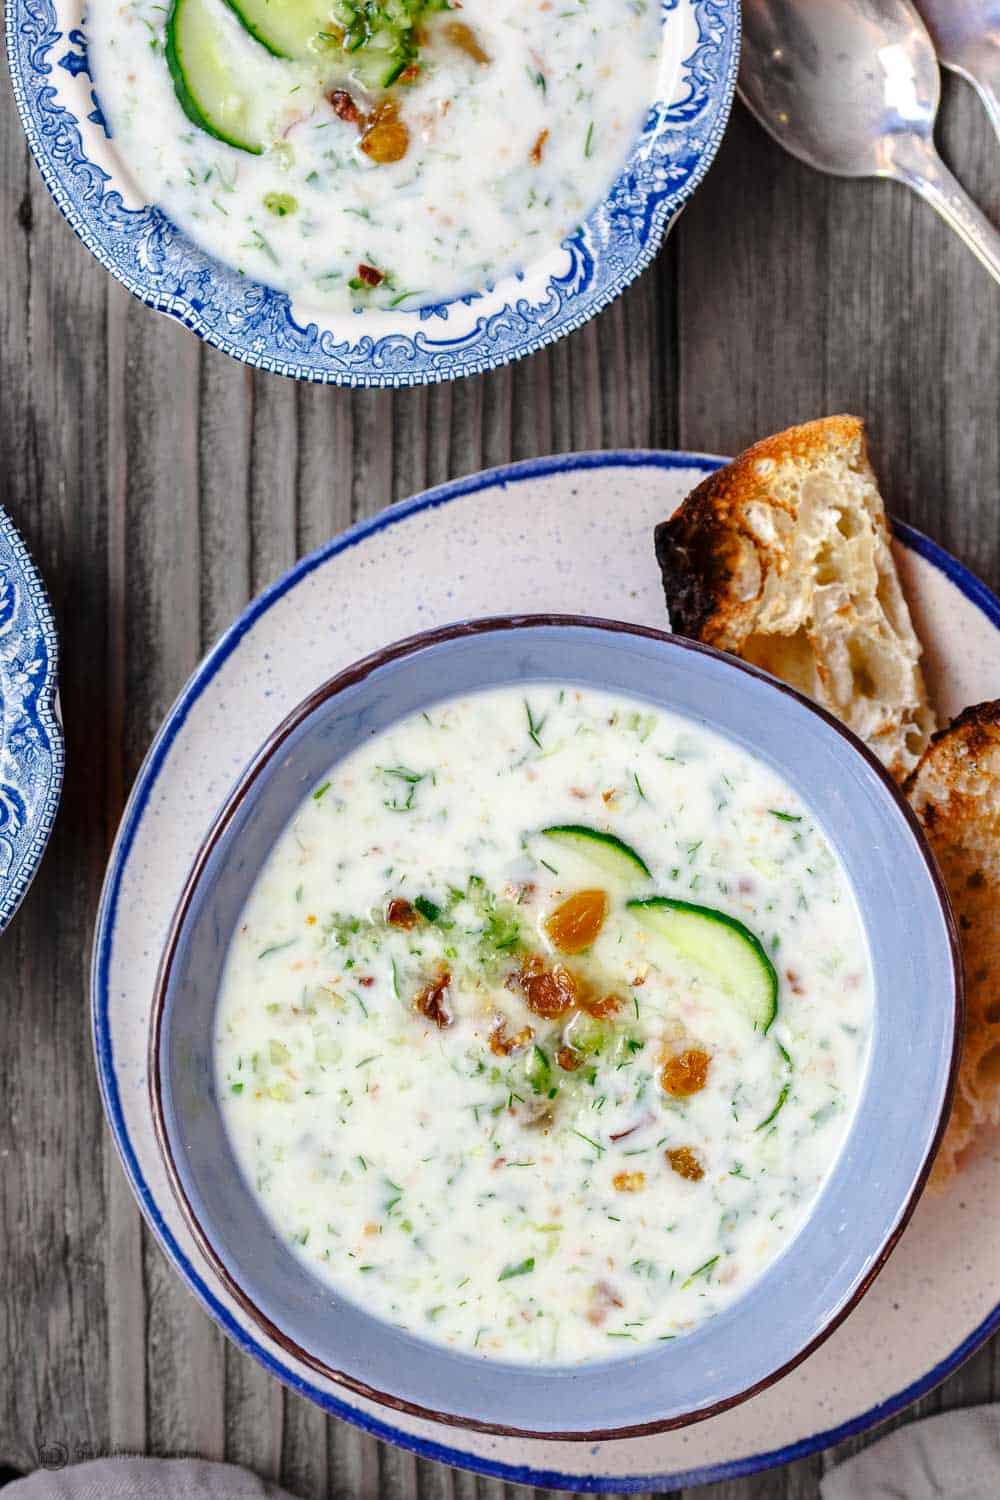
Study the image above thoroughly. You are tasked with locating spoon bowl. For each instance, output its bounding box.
[739,0,1000,282]
[739,0,942,178]
[916,0,1000,142]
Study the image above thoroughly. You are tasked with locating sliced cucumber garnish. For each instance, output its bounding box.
[627,897,778,1033]
[166,0,266,152]
[221,0,333,60]
[541,826,651,883]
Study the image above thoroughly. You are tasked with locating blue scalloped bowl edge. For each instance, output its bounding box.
[5,1,740,385]
[0,507,64,935]
[90,449,1000,1489]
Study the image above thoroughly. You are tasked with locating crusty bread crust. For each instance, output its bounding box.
[905,701,1000,1183]
[656,416,936,781]
[657,416,871,641]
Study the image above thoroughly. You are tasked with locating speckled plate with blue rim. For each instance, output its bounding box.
[4,1,738,386]
[92,453,1000,1488]
[0,507,62,936]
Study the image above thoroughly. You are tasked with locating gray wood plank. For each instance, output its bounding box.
[0,73,113,1479]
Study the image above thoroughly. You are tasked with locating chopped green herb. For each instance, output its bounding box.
[259,939,298,959]
[525,699,546,749]
[682,1254,719,1289]
[756,1082,791,1131]
[498,1256,535,1282]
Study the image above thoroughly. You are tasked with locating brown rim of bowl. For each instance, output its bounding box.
[148,613,964,1444]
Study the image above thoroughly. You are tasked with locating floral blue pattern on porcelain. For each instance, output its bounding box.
[5,0,739,385]
[0,509,63,934]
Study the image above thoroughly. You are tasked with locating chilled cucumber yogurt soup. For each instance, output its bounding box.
[87,0,662,310]
[215,686,872,1363]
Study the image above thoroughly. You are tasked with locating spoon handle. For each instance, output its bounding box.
[946,50,1000,148]
[887,135,1000,287]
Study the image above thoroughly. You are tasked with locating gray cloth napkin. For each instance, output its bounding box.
[821,1406,1000,1500]
[4,1459,301,1500]
[7,1412,1000,1500]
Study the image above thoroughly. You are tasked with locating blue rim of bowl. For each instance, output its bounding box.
[91,450,998,1487]
[146,611,962,1443]
[0,507,64,935]
[4,1,739,386]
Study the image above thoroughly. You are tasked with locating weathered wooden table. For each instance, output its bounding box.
[1,56,998,1497]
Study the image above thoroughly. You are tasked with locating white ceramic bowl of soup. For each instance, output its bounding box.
[7,1,738,383]
[150,617,961,1437]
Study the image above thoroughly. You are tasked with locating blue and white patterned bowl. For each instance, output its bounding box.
[0,508,63,936]
[5,1,738,386]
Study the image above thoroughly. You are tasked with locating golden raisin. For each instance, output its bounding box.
[666,1146,705,1182]
[414,969,452,1028]
[360,102,409,164]
[612,1171,646,1193]
[443,19,490,63]
[660,1048,711,1098]
[386,898,418,929]
[544,889,608,955]
[512,955,579,1019]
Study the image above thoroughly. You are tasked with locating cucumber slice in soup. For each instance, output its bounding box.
[628,897,778,1032]
[541,826,652,882]
[221,0,333,61]
[166,0,267,153]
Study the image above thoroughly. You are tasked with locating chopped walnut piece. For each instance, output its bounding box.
[386,897,418,929]
[666,1146,705,1182]
[529,128,549,165]
[328,88,363,125]
[522,1102,556,1132]
[581,992,622,1019]
[443,19,490,63]
[586,1278,624,1325]
[544,889,608,955]
[612,1171,646,1193]
[660,1047,711,1098]
[511,955,579,1019]
[413,969,452,1028]
[489,1015,534,1056]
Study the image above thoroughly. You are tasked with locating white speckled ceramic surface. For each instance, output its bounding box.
[93,452,1000,1490]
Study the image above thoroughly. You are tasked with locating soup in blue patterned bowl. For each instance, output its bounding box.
[6,0,738,383]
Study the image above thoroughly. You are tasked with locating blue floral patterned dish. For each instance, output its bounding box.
[0,508,62,936]
[5,0,738,386]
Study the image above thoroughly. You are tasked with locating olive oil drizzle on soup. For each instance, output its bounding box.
[87,0,662,311]
[215,686,872,1364]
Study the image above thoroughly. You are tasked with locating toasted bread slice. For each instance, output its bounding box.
[655,416,936,780]
[905,702,1000,1182]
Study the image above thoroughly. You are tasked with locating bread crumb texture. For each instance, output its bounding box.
[655,415,936,780]
[905,702,1000,1184]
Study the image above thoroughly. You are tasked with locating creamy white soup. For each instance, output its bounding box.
[87,0,662,311]
[215,686,872,1364]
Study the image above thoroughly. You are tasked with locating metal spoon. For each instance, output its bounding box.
[739,0,1000,285]
[916,0,1000,143]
